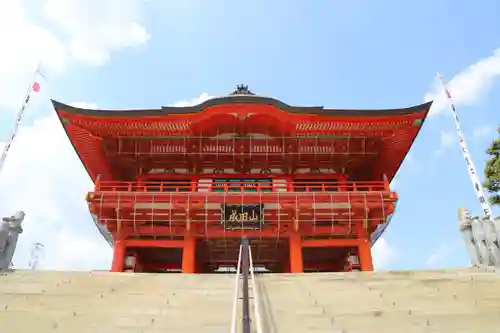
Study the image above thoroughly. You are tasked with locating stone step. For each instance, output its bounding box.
[257,268,500,333]
[0,311,230,333]
[0,270,235,333]
[2,268,500,333]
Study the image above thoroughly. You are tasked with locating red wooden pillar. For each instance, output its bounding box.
[358,238,374,271]
[111,239,126,272]
[289,233,303,273]
[356,222,374,271]
[182,233,196,273]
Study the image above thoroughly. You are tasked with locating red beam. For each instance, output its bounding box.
[100,211,379,223]
[302,238,360,247]
[124,239,184,248]
[107,222,372,238]
[88,194,396,209]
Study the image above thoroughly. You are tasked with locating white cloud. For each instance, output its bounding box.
[440,130,455,148]
[0,1,68,111]
[0,104,112,271]
[44,0,150,66]
[0,0,151,271]
[434,130,455,157]
[424,48,500,116]
[172,93,214,107]
[0,0,150,112]
[473,125,494,140]
[49,230,112,270]
[372,238,396,270]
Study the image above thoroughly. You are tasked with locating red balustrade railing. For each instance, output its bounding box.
[93,180,390,193]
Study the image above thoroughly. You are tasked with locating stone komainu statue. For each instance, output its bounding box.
[458,207,480,266]
[0,210,25,270]
[459,207,500,267]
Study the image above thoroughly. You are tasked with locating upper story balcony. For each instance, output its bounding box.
[93,179,392,194]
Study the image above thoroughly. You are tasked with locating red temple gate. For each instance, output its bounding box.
[53,85,431,273]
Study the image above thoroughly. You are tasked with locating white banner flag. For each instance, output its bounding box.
[0,73,42,175]
[437,72,493,218]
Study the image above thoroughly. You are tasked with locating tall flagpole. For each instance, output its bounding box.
[0,65,43,176]
[437,72,493,218]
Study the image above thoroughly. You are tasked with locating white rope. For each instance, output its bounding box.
[347,192,352,235]
[257,189,263,263]
[275,191,281,251]
[132,193,137,234]
[165,192,171,238]
[223,189,229,262]
[330,192,335,234]
[312,191,317,233]
[204,195,209,240]
[117,193,122,235]
[150,194,155,240]
[437,72,493,218]
[363,192,368,233]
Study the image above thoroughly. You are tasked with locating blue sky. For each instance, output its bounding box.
[0,0,499,271]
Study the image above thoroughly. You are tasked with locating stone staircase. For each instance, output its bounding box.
[0,270,234,333]
[257,267,500,333]
[1,267,499,333]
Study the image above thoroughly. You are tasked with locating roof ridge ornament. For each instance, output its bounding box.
[230,84,255,96]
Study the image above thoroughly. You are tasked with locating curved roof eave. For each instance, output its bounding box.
[51,97,433,118]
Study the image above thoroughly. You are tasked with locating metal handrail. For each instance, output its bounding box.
[230,245,243,333]
[241,237,251,333]
[229,237,264,333]
[248,244,264,333]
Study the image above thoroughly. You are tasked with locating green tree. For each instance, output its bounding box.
[484,127,500,205]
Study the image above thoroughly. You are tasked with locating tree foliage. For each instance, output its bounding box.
[484,127,500,205]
